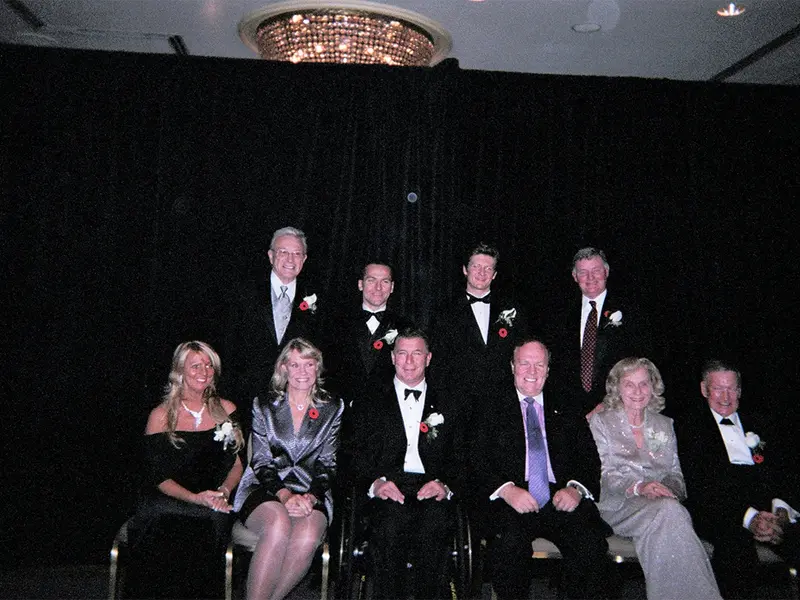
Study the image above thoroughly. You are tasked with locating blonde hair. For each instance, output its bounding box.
[162,341,244,451]
[270,338,330,406]
[603,357,666,413]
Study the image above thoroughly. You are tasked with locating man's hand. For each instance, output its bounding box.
[552,487,581,512]
[639,481,677,500]
[499,485,540,514]
[749,511,783,544]
[417,480,448,501]
[373,479,405,503]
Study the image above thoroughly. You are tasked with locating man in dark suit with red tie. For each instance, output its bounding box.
[224,226,323,413]
[473,338,614,599]
[677,359,800,599]
[547,247,649,417]
[353,328,457,600]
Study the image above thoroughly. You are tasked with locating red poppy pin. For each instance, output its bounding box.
[299,301,309,311]
[419,422,429,433]
[308,408,319,420]
[498,327,508,338]
[373,340,384,350]
[753,454,764,464]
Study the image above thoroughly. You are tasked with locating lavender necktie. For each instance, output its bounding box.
[274,285,291,343]
[524,397,551,507]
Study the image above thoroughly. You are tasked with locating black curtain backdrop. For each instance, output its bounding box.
[2,45,799,565]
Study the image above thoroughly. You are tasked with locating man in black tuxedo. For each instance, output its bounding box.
[224,226,323,411]
[547,247,649,417]
[430,243,528,458]
[353,328,457,600]
[677,360,799,599]
[327,261,409,408]
[474,338,614,600]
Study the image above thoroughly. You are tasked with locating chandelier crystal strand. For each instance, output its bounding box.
[254,9,435,65]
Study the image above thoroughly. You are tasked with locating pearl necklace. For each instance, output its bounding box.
[181,402,206,429]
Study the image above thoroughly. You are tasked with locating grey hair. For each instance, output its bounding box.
[270,226,307,254]
[603,357,666,413]
[571,247,610,274]
[701,359,742,388]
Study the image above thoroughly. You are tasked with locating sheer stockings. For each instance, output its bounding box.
[245,501,327,600]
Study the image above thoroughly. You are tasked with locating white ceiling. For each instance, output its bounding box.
[2,0,799,85]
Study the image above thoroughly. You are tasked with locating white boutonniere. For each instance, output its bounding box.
[496,308,517,327]
[745,431,766,464]
[372,328,398,350]
[603,310,622,328]
[299,294,318,314]
[213,420,236,451]
[419,412,444,441]
[644,427,668,453]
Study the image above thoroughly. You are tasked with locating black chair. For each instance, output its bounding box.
[334,487,472,600]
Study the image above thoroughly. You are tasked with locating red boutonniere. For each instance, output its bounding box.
[373,340,384,350]
[745,431,765,464]
[308,408,319,420]
[299,301,309,311]
[753,454,764,464]
[498,327,508,338]
[419,422,429,433]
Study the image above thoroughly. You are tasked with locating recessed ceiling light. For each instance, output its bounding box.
[717,3,745,17]
[572,23,601,33]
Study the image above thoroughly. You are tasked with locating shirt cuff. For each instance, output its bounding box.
[368,476,387,498]
[772,498,799,523]
[490,481,514,501]
[567,480,594,502]
[434,479,454,500]
[743,506,759,529]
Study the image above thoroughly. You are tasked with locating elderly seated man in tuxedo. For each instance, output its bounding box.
[677,359,800,599]
[472,338,616,600]
[352,328,458,600]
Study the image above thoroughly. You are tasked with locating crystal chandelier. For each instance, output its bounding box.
[239,1,451,66]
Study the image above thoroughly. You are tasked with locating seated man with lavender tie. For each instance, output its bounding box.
[472,338,615,600]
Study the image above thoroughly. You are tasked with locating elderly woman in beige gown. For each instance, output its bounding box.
[589,358,721,600]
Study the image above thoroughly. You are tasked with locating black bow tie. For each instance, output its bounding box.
[467,293,491,304]
[719,418,735,426]
[404,388,422,401]
[363,310,385,322]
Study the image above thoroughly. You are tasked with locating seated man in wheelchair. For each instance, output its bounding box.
[352,327,459,600]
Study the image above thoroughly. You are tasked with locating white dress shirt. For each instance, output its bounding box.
[362,302,387,335]
[270,271,297,303]
[468,292,491,344]
[579,289,607,347]
[394,376,426,474]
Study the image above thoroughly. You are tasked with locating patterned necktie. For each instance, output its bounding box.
[580,300,598,392]
[524,397,550,507]
[274,285,291,343]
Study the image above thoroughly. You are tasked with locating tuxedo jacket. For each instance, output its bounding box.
[430,292,528,401]
[325,306,411,406]
[472,388,601,505]
[224,277,323,408]
[546,292,650,413]
[676,405,790,539]
[352,383,458,498]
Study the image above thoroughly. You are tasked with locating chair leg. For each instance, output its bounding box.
[108,537,121,600]
[321,539,330,600]
[225,541,234,600]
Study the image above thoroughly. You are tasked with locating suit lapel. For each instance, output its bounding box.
[455,294,487,348]
[262,291,279,346]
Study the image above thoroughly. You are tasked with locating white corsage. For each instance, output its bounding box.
[382,328,398,344]
[644,428,668,453]
[745,431,766,463]
[496,308,517,327]
[603,310,622,327]
[420,412,444,441]
[300,294,318,313]
[214,421,236,450]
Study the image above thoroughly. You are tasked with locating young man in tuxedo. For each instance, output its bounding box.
[473,338,615,600]
[352,328,457,600]
[677,360,799,599]
[547,247,650,417]
[224,226,323,412]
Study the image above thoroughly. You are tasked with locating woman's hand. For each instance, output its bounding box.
[195,489,231,513]
[639,481,676,500]
[279,489,316,517]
